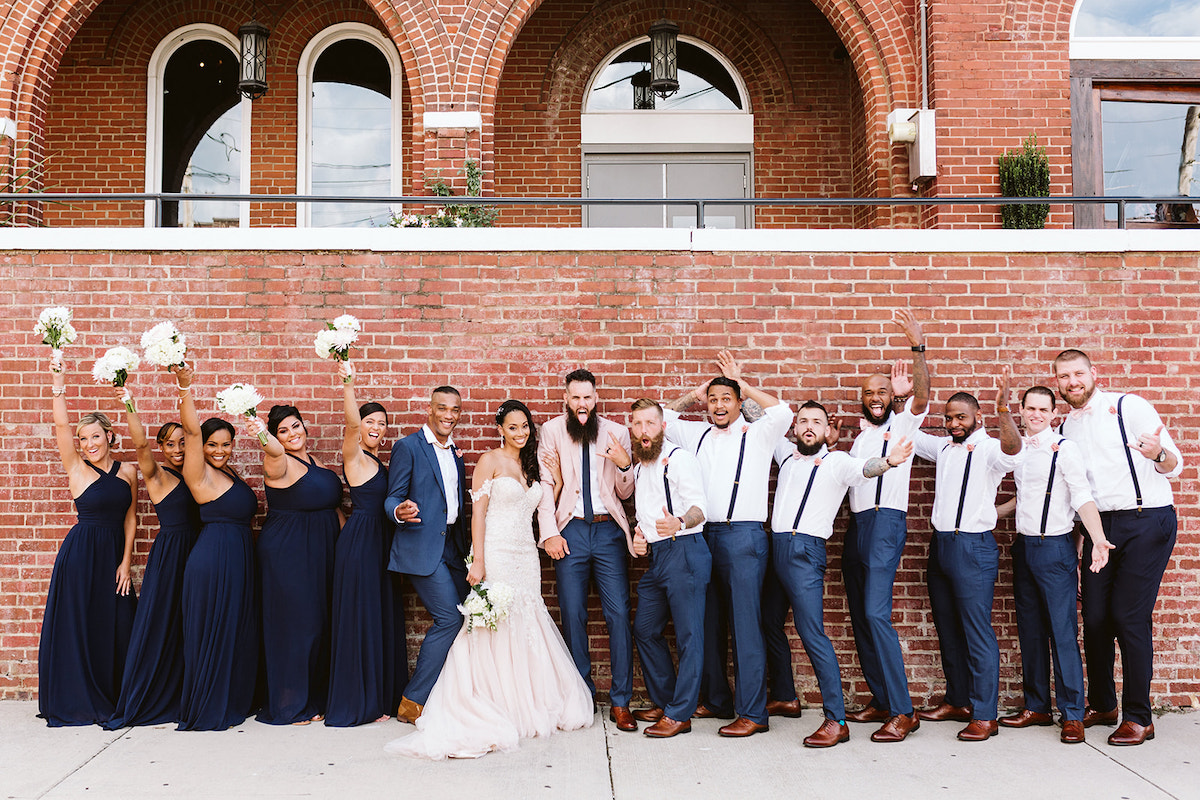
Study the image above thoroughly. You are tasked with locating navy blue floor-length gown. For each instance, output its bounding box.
[107,467,199,728]
[38,460,138,727]
[177,469,258,731]
[325,453,408,726]
[256,454,341,724]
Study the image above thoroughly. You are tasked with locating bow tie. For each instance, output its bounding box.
[947,442,975,451]
[1068,405,1093,419]
[432,439,454,452]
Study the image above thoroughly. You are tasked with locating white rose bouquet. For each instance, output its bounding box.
[140,321,187,369]
[92,346,140,412]
[34,306,78,359]
[216,382,268,445]
[459,580,515,633]
[315,314,361,380]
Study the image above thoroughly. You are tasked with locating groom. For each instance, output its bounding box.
[385,385,470,723]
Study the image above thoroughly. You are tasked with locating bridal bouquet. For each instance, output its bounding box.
[140,321,187,369]
[314,314,361,378]
[34,306,78,358]
[92,347,140,412]
[460,581,515,633]
[216,382,268,445]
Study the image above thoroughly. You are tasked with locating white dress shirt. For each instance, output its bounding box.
[1012,428,1094,537]
[423,424,459,525]
[634,446,708,544]
[663,402,793,523]
[848,397,928,514]
[913,427,1019,533]
[771,443,870,540]
[1058,389,1181,512]
[571,440,610,518]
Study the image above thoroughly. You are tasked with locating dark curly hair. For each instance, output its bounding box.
[495,399,540,485]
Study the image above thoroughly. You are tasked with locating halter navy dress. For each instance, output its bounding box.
[38,460,138,726]
[178,469,258,731]
[107,467,200,728]
[325,453,408,726]
[256,454,341,724]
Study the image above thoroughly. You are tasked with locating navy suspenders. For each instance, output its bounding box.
[942,441,974,534]
[1038,438,1065,536]
[874,430,891,509]
[696,427,749,522]
[1061,394,1144,512]
[662,447,681,515]
[791,461,821,534]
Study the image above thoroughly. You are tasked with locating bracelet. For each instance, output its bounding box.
[911,344,926,352]
[997,405,1010,413]
[51,386,66,396]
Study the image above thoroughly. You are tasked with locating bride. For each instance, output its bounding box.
[386,400,594,759]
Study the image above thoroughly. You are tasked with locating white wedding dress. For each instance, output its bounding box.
[385,476,594,759]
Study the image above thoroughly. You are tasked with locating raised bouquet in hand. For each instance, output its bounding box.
[141,321,187,369]
[216,382,268,445]
[459,580,515,633]
[34,306,78,359]
[315,314,361,372]
[92,346,140,412]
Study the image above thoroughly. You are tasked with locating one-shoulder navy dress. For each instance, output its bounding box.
[38,460,138,727]
[178,469,258,731]
[107,467,200,728]
[325,453,408,726]
[256,454,341,724]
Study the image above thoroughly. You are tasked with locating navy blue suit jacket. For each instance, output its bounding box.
[385,429,468,577]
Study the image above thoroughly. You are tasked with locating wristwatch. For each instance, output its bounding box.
[1153,449,1167,463]
[676,516,687,531]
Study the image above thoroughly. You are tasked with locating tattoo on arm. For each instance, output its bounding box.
[664,390,699,413]
[863,457,891,478]
[740,398,765,422]
[681,505,705,529]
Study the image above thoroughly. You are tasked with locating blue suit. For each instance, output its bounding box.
[385,429,469,705]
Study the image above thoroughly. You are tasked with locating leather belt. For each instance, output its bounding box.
[573,513,614,523]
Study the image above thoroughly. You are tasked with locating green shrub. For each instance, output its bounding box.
[998,134,1050,229]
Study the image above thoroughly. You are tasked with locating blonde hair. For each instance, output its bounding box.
[76,412,118,446]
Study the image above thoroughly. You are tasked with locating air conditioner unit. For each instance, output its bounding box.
[887,108,936,183]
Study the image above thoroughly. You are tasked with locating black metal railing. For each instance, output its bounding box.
[0,191,1196,229]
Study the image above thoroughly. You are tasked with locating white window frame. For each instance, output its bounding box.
[145,24,251,228]
[296,23,404,227]
[1069,1,1200,60]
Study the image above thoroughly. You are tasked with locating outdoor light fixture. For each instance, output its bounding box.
[238,19,269,100]
[648,19,679,99]
[632,69,655,109]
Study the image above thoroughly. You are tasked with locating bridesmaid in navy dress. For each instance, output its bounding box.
[106,384,200,729]
[251,403,342,725]
[174,365,259,731]
[325,360,407,726]
[39,355,138,726]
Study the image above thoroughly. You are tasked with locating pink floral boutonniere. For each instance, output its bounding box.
[966,444,976,452]
[813,457,823,466]
[883,431,891,441]
[741,425,750,434]
[1050,443,1060,452]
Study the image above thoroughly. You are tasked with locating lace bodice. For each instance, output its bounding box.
[473,476,543,597]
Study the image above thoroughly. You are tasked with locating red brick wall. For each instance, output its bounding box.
[2,246,1197,712]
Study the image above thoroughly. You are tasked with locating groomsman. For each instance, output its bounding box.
[1053,349,1181,746]
[770,401,914,748]
[537,369,637,731]
[627,399,710,738]
[841,309,930,743]
[912,368,1021,741]
[995,384,1113,745]
[663,351,792,737]
[384,386,469,723]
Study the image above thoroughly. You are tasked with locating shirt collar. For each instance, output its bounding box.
[423,424,455,451]
[711,414,748,434]
[1025,426,1058,447]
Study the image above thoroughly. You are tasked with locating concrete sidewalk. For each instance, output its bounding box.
[2,701,1197,800]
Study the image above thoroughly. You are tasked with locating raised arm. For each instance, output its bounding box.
[863,435,913,478]
[663,377,712,413]
[893,309,929,415]
[118,383,162,488]
[49,354,85,475]
[717,349,779,409]
[996,365,1021,456]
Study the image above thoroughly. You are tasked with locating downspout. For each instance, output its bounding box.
[920,0,928,110]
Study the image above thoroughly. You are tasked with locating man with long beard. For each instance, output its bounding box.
[1053,349,1181,746]
[663,350,792,737]
[911,369,1021,742]
[536,369,637,731]
[626,399,709,738]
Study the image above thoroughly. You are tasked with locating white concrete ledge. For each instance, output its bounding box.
[2,226,1200,253]
[422,111,483,130]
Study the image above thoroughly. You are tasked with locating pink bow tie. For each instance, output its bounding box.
[1068,406,1093,420]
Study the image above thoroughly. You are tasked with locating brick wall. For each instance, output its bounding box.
[2,245,1196,712]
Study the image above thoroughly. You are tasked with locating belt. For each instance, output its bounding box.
[573,513,614,523]
[646,532,700,553]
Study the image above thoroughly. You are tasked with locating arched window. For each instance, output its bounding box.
[297,24,402,227]
[580,37,753,228]
[146,25,250,227]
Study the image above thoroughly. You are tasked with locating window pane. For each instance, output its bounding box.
[587,41,742,111]
[1102,100,1200,221]
[311,40,392,228]
[1075,0,1200,37]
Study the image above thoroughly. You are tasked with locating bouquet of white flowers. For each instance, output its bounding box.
[34,306,78,358]
[459,580,515,633]
[216,382,268,445]
[140,321,187,369]
[92,347,140,412]
[315,315,361,379]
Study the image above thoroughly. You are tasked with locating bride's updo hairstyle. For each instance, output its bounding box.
[496,399,540,485]
[267,404,304,438]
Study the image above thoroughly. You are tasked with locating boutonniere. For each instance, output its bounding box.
[883,431,891,441]
[1050,443,1060,452]
[966,444,975,452]
[813,457,823,466]
[662,455,670,466]
[741,425,750,434]
[1109,406,1118,414]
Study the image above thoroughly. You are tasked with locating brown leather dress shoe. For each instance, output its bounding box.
[644,716,692,738]
[803,718,850,748]
[693,703,735,720]
[846,705,890,724]
[1083,706,1119,728]
[1060,719,1086,744]
[717,717,770,737]
[956,719,999,741]
[999,708,1054,728]
[766,698,803,718]
[917,702,973,723]
[396,696,424,724]
[1107,720,1155,746]
[609,706,638,732]
[633,706,664,723]
[870,713,920,742]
